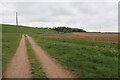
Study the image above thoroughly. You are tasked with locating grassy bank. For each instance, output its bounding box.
[26,38,47,78]
[32,35,118,78]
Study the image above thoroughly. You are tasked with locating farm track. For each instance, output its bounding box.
[26,35,74,78]
[4,34,31,78]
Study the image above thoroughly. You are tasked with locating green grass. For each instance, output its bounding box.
[1,24,119,78]
[2,33,21,70]
[2,24,56,34]
[2,24,56,70]
[31,35,119,78]
[26,38,47,78]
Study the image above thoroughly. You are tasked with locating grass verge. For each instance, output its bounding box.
[2,33,21,70]
[26,37,47,78]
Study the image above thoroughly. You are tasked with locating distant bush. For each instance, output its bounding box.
[50,27,86,33]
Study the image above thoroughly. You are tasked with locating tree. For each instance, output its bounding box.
[51,27,86,33]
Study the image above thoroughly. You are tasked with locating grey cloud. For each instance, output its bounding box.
[1,1,118,32]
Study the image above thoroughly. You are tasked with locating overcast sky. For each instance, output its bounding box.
[0,0,119,32]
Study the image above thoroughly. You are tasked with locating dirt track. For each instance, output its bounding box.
[26,35,74,78]
[45,32,119,43]
[4,35,31,78]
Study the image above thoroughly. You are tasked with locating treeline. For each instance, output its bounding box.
[49,27,86,33]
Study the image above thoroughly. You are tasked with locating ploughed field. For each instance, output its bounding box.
[45,32,119,43]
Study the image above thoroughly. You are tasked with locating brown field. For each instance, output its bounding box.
[44,32,119,43]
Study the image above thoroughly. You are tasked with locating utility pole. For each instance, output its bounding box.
[16,12,18,35]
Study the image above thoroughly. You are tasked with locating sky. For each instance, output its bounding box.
[0,0,119,32]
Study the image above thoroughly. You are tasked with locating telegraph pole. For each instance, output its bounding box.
[16,12,18,35]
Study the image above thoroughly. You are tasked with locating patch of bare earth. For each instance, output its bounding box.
[4,35,31,78]
[26,35,74,78]
[44,32,119,43]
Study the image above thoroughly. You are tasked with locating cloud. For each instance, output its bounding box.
[1,1,118,32]
[2,0,119,2]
